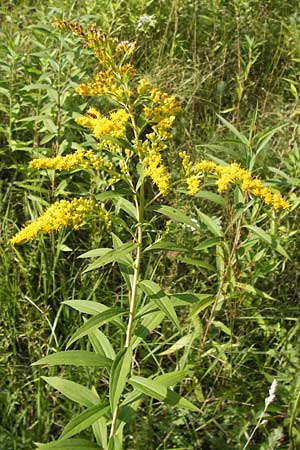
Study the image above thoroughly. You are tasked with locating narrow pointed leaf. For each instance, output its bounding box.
[160,335,194,355]
[88,328,116,360]
[129,376,199,412]
[83,243,137,273]
[42,377,100,407]
[154,369,191,387]
[109,347,133,411]
[139,280,180,331]
[66,308,125,348]
[196,209,223,237]
[32,351,113,368]
[217,114,249,146]
[145,241,190,253]
[245,224,290,259]
[61,405,110,440]
[155,205,200,229]
[79,248,112,259]
[35,438,102,449]
[64,301,125,330]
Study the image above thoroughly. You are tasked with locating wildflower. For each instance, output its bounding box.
[144,148,170,195]
[265,379,277,408]
[76,108,130,141]
[187,176,201,195]
[180,156,290,210]
[10,199,110,245]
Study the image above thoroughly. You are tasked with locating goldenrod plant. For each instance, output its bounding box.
[10,21,291,450]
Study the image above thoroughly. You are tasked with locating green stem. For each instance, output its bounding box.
[108,183,144,444]
[125,188,143,347]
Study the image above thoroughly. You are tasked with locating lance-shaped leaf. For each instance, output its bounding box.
[160,335,194,355]
[144,241,190,253]
[109,346,133,411]
[139,280,180,331]
[155,205,200,229]
[42,376,100,407]
[88,328,116,360]
[60,404,110,440]
[244,224,290,260]
[32,351,113,368]
[35,438,102,449]
[154,369,191,387]
[66,308,125,348]
[195,208,223,237]
[82,243,137,273]
[64,301,125,331]
[95,189,131,202]
[112,233,134,290]
[132,306,165,349]
[129,375,199,412]
[79,248,112,259]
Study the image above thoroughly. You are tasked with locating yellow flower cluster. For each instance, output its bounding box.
[10,198,111,245]
[179,152,290,209]
[29,149,105,171]
[76,68,125,99]
[76,107,130,141]
[144,144,170,195]
[143,87,181,139]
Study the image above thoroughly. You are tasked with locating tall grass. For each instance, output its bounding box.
[1,0,300,449]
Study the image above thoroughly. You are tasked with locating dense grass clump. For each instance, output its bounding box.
[1,1,300,449]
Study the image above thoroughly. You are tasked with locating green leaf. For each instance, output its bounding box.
[244,225,290,259]
[88,329,116,360]
[66,308,125,348]
[64,301,124,331]
[116,197,137,220]
[195,209,223,237]
[95,189,131,202]
[217,114,249,146]
[83,243,137,273]
[61,405,110,440]
[179,256,215,272]
[145,241,190,253]
[212,320,232,336]
[35,438,102,449]
[79,248,112,259]
[109,347,133,411]
[42,377,100,407]
[112,233,134,290]
[129,376,199,412]
[170,292,208,307]
[160,335,194,355]
[64,300,110,315]
[139,280,180,331]
[189,296,215,317]
[194,237,221,251]
[155,205,199,229]
[195,190,226,206]
[154,370,191,387]
[132,306,165,349]
[32,351,113,368]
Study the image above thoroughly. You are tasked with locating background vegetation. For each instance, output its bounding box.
[1,0,299,449]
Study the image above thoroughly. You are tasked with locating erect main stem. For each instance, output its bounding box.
[125,187,143,347]
[109,183,144,442]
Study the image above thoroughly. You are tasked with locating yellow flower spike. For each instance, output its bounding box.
[29,149,95,171]
[187,176,201,195]
[10,198,98,245]
[144,148,170,195]
[181,157,289,210]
